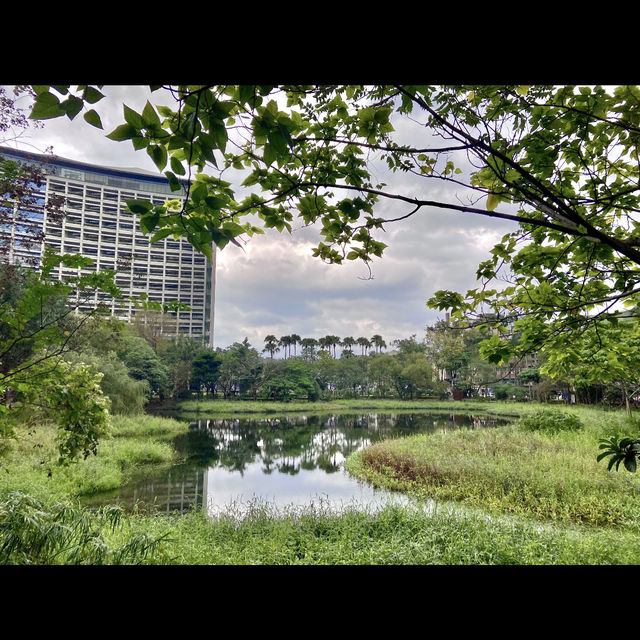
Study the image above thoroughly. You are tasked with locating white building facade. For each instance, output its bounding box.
[1,147,216,346]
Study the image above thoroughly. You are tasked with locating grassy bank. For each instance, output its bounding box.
[2,401,640,564]
[172,397,530,417]
[0,414,189,503]
[345,405,640,530]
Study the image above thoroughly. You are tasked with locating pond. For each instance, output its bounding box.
[84,411,511,517]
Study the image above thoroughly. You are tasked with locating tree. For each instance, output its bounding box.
[0,251,121,407]
[216,338,263,399]
[300,337,318,360]
[28,84,640,470]
[191,350,221,396]
[289,333,301,357]
[356,336,371,356]
[263,334,280,359]
[279,335,293,359]
[341,336,356,354]
[28,85,640,347]
[371,334,386,353]
[368,353,401,398]
[541,318,640,416]
[117,334,169,398]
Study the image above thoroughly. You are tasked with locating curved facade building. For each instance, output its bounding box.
[1,146,216,347]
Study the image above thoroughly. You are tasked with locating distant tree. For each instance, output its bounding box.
[317,336,333,356]
[279,335,293,359]
[396,352,434,399]
[356,336,371,356]
[191,350,222,396]
[341,336,356,355]
[263,334,280,359]
[117,334,169,398]
[325,335,341,358]
[300,337,318,360]
[371,334,387,353]
[217,338,263,399]
[289,333,301,357]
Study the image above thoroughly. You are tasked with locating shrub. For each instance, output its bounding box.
[518,409,583,434]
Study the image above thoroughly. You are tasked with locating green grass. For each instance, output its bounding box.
[173,397,527,417]
[345,404,640,529]
[97,499,640,565]
[0,413,190,502]
[3,400,640,564]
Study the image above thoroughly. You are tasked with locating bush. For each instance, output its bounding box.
[518,409,583,434]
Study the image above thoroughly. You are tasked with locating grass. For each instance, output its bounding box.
[0,413,190,502]
[345,404,640,529]
[172,397,529,418]
[96,499,640,565]
[2,399,640,564]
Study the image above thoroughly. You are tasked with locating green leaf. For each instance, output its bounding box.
[29,92,65,120]
[142,101,161,127]
[170,156,186,176]
[126,199,154,215]
[63,96,84,120]
[140,210,160,235]
[148,145,167,171]
[123,104,144,129]
[83,109,103,129]
[150,227,176,243]
[106,123,138,142]
[486,193,500,212]
[83,86,105,104]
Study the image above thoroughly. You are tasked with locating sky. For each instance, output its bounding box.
[4,85,516,353]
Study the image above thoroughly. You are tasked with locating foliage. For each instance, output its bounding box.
[29,85,640,351]
[64,350,149,415]
[597,436,640,472]
[35,361,113,463]
[0,251,119,391]
[117,334,169,397]
[0,491,165,564]
[518,408,583,434]
[259,358,320,401]
[190,350,221,395]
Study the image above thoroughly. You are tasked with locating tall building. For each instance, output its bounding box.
[0,146,216,347]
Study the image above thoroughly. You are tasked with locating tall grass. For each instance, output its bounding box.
[346,405,640,528]
[0,491,166,564]
[102,499,640,565]
[0,414,190,501]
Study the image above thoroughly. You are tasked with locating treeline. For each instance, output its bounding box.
[60,315,640,409]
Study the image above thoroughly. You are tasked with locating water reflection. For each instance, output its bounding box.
[87,412,507,517]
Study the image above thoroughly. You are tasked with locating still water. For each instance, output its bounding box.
[86,412,508,517]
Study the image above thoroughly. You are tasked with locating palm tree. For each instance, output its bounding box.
[263,334,280,359]
[318,336,333,355]
[341,336,356,355]
[371,334,387,353]
[300,337,318,359]
[279,335,293,359]
[357,336,371,356]
[325,335,341,358]
[290,334,301,357]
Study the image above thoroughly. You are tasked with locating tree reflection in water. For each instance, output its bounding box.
[87,412,508,515]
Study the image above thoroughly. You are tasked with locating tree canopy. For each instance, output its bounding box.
[27,84,640,368]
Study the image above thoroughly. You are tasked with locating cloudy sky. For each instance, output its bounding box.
[5,86,515,353]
